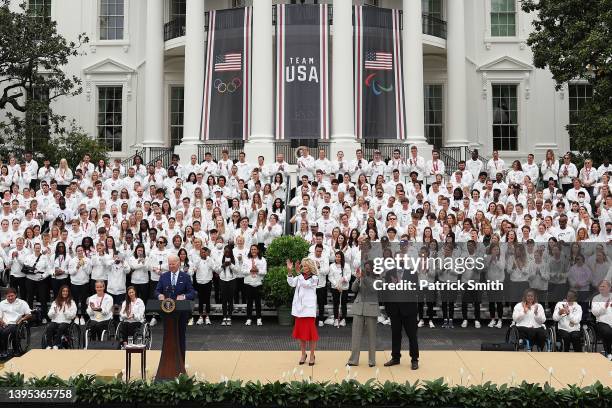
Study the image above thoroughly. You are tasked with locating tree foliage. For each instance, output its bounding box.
[522,0,612,163]
[0,0,108,164]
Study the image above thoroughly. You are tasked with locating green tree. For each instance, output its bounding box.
[0,0,108,164]
[522,0,612,163]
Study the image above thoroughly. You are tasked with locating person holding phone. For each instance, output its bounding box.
[243,245,267,326]
[219,245,240,326]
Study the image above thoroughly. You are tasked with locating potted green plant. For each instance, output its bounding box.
[263,236,309,325]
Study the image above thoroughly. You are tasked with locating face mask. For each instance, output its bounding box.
[216,243,223,250]
[578,198,584,203]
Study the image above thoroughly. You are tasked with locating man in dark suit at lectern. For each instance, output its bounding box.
[155,255,195,361]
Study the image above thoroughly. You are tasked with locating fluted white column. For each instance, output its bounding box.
[445,0,469,147]
[402,0,427,145]
[181,0,206,145]
[244,0,275,161]
[142,0,165,147]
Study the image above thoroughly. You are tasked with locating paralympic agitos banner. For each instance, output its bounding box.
[201,7,252,140]
[354,6,405,140]
[275,4,329,140]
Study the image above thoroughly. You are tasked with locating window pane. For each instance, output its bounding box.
[100,0,124,40]
[169,86,185,147]
[491,84,518,151]
[424,84,443,148]
[97,86,123,151]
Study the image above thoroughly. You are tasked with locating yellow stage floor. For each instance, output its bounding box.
[1,349,610,388]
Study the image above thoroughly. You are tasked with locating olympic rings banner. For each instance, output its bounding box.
[201,7,252,141]
[275,4,329,140]
[354,6,405,140]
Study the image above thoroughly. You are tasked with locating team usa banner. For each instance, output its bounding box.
[354,6,405,140]
[201,7,252,140]
[275,4,329,140]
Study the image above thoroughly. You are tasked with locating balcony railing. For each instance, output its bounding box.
[164,9,446,42]
[275,139,330,166]
[197,140,245,162]
[422,13,447,39]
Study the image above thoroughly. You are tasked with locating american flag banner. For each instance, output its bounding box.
[214,53,242,72]
[365,51,392,70]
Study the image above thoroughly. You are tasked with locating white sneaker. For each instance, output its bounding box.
[150,317,157,327]
[318,320,324,327]
[475,320,481,329]
[196,316,204,325]
[78,317,85,325]
[52,345,58,350]
[187,318,194,326]
[495,320,503,329]
[461,320,468,328]
[339,319,346,327]
[257,318,263,326]
[227,318,232,326]
[205,316,212,325]
[245,319,252,326]
[334,319,339,328]
[324,317,335,325]
[607,354,612,361]
[383,318,391,326]
[46,346,51,350]
[488,319,496,328]
[429,320,435,328]
[221,318,227,326]
[418,319,424,328]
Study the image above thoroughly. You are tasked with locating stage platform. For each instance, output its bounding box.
[1,350,610,388]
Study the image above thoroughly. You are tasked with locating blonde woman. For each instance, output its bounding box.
[55,159,73,194]
[287,258,319,366]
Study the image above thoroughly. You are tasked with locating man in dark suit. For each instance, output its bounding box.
[383,267,420,370]
[155,255,195,361]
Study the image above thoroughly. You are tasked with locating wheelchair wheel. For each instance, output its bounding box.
[505,325,520,351]
[68,323,81,349]
[106,319,118,340]
[546,326,557,352]
[582,324,597,353]
[114,321,124,343]
[140,323,152,350]
[13,323,31,356]
[40,326,49,349]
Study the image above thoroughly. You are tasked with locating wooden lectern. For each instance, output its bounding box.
[146,299,192,381]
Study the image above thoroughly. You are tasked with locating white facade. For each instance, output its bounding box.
[5,0,581,162]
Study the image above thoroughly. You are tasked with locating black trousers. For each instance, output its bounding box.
[557,329,582,352]
[220,280,235,318]
[517,326,547,351]
[213,274,221,303]
[195,281,212,315]
[0,324,17,353]
[489,302,504,319]
[442,302,455,320]
[51,278,70,300]
[25,277,50,318]
[244,285,262,319]
[331,289,348,319]
[9,276,26,299]
[70,283,89,318]
[133,283,149,303]
[316,287,327,322]
[118,321,141,343]
[110,293,125,308]
[233,277,245,304]
[46,322,70,347]
[87,320,110,341]
[390,314,419,362]
[597,322,612,355]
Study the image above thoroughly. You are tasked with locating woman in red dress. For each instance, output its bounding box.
[287,258,319,366]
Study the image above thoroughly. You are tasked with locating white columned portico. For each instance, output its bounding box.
[330,0,359,162]
[142,0,165,153]
[176,0,207,162]
[445,0,469,147]
[402,0,428,149]
[244,0,275,161]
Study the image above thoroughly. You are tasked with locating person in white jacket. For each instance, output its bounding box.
[146,237,169,326]
[193,247,219,325]
[591,280,612,359]
[106,254,130,306]
[90,242,112,293]
[287,258,319,366]
[46,284,77,349]
[243,244,267,326]
[219,245,241,326]
[328,251,352,328]
[127,244,149,307]
[23,243,51,322]
[552,290,583,352]
[310,244,330,327]
[68,245,92,325]
[118,286,145,346]
[512,288,547,351]
[86,280,114,341]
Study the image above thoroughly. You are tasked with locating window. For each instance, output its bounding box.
[492,84,518,151]
[169,86,185,147]
[233,0,250,7]
[422,0,443,19]
[28,0,51,23]
[363,0,379,6]
[568,83,593,150]
[424,85,443,148]
[97,86,123,151]
[26,86,50,149]
[490,0,516,37]
[290,0,319,4]
[99,0,124,40]
[170,0,186,20]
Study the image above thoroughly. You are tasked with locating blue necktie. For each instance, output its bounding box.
[172,273,177,287]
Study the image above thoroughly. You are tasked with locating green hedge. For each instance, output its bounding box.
[264,236,310,268]
[1,373,611,407]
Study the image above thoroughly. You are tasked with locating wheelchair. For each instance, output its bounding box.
[505,324,554,352]
[40,321,82,349]
[83,318,118,349]
[547,321,597,352]
[5,321,31,357]
[115,320,152,350]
